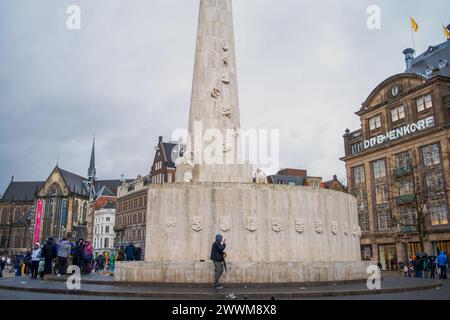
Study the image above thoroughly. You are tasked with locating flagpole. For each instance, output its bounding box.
[410,18,416,51]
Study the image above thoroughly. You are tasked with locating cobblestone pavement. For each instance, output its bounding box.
[0,271,448,300]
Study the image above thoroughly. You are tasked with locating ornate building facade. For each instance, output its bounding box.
[114,175,149,253]
[0,179,43,254]
[342,37,450,270]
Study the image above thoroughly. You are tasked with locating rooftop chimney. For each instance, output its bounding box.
[159,136,163,143]
[403,48,415,70]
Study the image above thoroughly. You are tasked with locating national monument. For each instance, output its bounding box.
[115,0,370,283]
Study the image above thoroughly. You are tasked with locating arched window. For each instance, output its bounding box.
[0,231,6,248]
[73,200,79,224]
[1,208,9,225]
[82,202,87,224]
[13,230,22,248]
[46,183,62,196]
[13,207,21,223]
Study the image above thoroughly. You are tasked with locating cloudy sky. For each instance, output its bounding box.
[0,0,448,193]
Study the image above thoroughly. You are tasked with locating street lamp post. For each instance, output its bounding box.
[402,233,410,264]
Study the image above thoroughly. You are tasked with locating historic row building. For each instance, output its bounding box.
[267,168,346,192]
[0,179,43,254]
[114,136,181,255]
[342,36,450,270]
[0,137,125,254]
[93,199,117,255]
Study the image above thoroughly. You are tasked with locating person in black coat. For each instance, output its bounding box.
[210,235,226,289]
[74,240,85,272]
[41,238,56,275]
[0,257,5,278]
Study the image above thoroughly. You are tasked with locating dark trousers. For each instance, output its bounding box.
[58,257,68,275]
[31,261,39,279]
[44,258,53,274]
[439,266,447,279]
[214,261,224,287]
[0,268,3,278]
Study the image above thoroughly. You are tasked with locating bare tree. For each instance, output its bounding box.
[388,148,447,253]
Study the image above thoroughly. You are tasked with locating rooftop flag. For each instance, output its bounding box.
[410,17,419,33]
[443,24,450,40]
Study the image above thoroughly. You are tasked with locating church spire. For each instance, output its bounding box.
[88,134,96,180]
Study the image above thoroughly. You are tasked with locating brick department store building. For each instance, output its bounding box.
[342,36,450,270]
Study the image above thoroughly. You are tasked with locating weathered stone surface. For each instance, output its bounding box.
[178,0,253,183]
[114,184,367,284]
[114,261,371,284]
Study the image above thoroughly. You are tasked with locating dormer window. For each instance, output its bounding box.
[391,105,405,122]
[439,59,448,69]
[369,115,381,131]
[417,94,432,112]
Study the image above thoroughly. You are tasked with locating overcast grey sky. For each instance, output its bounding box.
[0,0,448,194]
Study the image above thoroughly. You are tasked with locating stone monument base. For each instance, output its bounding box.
[115,183,368,284]
[114,261,372,284]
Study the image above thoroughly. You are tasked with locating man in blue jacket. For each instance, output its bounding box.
[437,251,448,279]
[210,234,226,290]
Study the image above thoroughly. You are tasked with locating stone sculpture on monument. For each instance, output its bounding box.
[115,0,370,284]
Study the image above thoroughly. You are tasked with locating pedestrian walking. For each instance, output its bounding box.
[415,257,423,278]
[403,264,409,277]
[95,253,105,272]
[30,243,42,279]
[41,238,57,275]
[210,234,227,290]
[83,241,94,274]
[56,237,71,276]
[109,253,115,272]
[75,239,85,272]
[0,256,5,278]
[13,255,21,277]
[422,257,430,279]
[437,251,448,279]
[429,256,436,279]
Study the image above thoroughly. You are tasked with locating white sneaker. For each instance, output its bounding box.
[57,274,61,277]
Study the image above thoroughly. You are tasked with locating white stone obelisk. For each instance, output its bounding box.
[177,0,253,183]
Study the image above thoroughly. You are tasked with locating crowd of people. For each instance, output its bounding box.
[398,251,449,280]
[0,238,142,279]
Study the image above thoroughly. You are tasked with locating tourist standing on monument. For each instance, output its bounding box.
[210,235,226,290]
